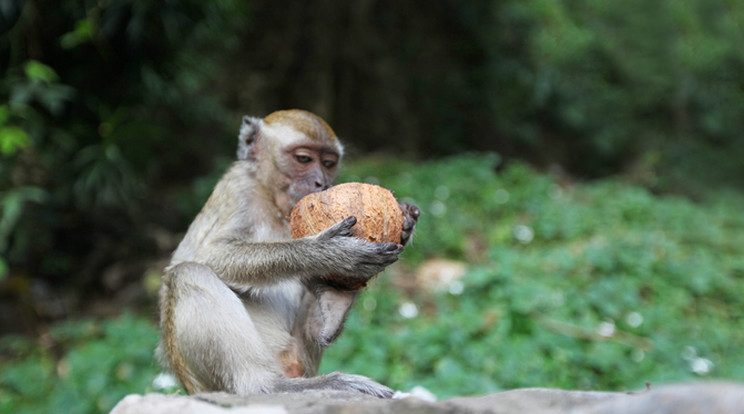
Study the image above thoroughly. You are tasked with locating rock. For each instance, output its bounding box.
[579,382,744,414]
[444,388,623,413]
[110,382,744,414]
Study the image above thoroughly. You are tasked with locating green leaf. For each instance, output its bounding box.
[0,127,30,156]
[0,105,10,125]
[24,60,59,84]
[60,19,94,49]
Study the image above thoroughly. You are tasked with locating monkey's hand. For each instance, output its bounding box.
[399,202,420,246]
[314,216,403,283]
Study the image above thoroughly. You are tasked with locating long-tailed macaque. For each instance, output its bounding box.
[158,110,419,398]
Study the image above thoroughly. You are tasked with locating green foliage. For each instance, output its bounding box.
[2,0,743,302]
[0,126,30,156]
[0,0,249,289]
[1,155,743,411]
[0,0,743,407]
[0,186,46,280]
[0,313,160,414]
[324,154,744,397]
[60,19,94,49]
[23,61,60,84]
[444,0,744,188]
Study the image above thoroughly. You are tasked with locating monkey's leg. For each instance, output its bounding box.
[283,286,393,398]
[303,288,359,347]
[162,262,393,398]
[162,262,280,394]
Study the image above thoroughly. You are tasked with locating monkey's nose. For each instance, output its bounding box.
[314,180,329,191]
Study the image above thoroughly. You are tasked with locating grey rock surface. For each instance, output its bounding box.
[110,381,744,414]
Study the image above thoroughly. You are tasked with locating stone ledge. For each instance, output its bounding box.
[110,381,744,414]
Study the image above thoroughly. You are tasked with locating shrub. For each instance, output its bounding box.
[324,154,744,397]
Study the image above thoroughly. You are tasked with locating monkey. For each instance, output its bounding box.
[157,109,420,399]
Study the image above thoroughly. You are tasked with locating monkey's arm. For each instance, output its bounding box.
[300,204,419,347]
[399,202,420,245]
[191,217,402,289]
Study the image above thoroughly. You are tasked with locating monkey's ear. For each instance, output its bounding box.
[237,116,262,160]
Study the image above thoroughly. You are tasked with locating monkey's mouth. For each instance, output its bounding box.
[295,186,327,202]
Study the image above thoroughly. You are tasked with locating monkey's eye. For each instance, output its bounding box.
[322,160,337,168]
[295,155,313,164]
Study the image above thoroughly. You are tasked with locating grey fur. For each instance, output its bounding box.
[158,113,413,399]
[237,116,261,160]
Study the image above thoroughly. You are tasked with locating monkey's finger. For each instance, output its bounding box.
[400,230,411,245]
[402,216,417,231]
[400,202,421,219]
[335,216,358,236]
[318,216,357,239]
[334,216,357,235]
[381,255,400,266]
[359,256,399,273]
[378,242,403,253]
[408,204,421,219]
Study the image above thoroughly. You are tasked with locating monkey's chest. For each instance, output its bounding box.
[239,281,305,331]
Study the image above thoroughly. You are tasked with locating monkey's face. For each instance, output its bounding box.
[253,112,344,215]
[284,142,340,204]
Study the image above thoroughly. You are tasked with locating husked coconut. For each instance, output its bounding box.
[290,182,404,244]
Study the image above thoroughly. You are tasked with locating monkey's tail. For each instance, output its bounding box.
[162,272,199,394]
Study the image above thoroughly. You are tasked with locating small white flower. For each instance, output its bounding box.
[409,385,438,402]
[681,346,697,361]
[597,320,616,338]
[448,280,465,295]
[625,311,643,328]
[513,225,534,244]
[393,386,438,402]
[691,358,714,375]
[494,189,509,204]
[152,372,178,390]
[399,302,419,319]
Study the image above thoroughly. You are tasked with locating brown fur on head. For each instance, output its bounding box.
[263,109,338,143]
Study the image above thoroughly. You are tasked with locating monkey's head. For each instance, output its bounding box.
[238,109,344,215]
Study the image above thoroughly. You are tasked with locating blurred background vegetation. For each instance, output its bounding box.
[1,0,743,412]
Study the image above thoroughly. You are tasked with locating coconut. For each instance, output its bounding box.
[290,182,404,243]
[290,182,405,291]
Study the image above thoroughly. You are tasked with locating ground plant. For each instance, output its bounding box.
[1,154,743,413]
